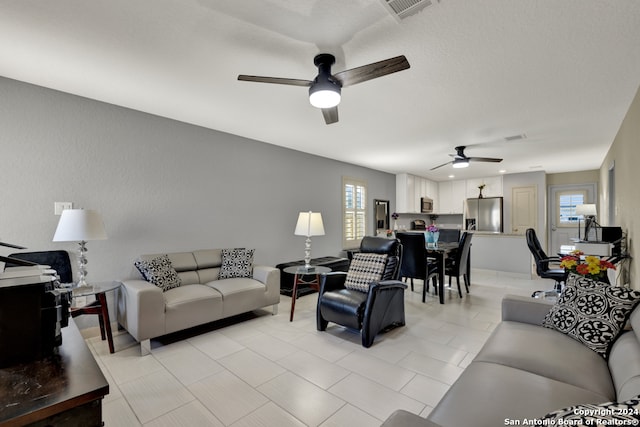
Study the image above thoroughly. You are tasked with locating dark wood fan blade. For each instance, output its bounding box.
[333,55,410,87]
[430,161,453,171]
[469,157,503,163]
[322,107,339,125]
[237,75,312,87]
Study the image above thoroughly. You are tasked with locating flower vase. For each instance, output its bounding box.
[426,231,439,248]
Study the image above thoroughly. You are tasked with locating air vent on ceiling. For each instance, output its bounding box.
[504,133,527,142]
[380,0,434,21]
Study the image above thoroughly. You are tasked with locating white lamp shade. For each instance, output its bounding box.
[294,211,325,237]
[53,209,108,242]
[575,204,597,217]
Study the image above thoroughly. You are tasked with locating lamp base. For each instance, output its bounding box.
[76,240,89,287]
[303,237,312,269]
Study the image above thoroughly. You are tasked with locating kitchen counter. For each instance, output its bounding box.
[468,233,532,276]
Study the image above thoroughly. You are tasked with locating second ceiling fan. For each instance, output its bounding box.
[430,146,503,170]
[238,53,410,125]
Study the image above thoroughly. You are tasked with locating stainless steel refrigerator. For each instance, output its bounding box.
[464,197,503,233]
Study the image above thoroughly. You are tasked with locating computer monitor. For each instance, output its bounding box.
[601,226,623,256]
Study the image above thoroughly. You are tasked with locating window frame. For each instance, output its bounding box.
[342,176,367,249]
[556,190,588,228]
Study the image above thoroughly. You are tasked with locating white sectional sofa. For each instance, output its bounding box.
[116,249,280,353]
[382,293,640,427]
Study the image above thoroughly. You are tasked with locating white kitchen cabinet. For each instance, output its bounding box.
[396,173,438,213]
[437,180,466,214]
[466,176,503,198]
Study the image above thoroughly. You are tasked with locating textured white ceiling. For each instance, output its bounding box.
[2,0,640,181]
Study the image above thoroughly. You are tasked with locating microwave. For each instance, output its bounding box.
[420,197,433,213]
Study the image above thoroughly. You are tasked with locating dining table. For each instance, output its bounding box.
[426,241,470,304]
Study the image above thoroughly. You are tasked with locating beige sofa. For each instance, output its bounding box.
[383,294,640,427]
[116,249,280,353]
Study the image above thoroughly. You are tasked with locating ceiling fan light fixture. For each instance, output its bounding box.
[452,159,469,168]
[309,79,341,109]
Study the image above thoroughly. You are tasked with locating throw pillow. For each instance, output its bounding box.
[134,254,181,292]
[219,248,255,279]
[542,272,640,359]
[539,396,640,424]
[344,253,388,292]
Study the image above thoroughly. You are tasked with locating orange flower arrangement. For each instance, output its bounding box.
[560,250,616,281]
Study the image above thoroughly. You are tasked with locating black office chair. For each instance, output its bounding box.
[444,232,473,297]
[316,236,406,348]
[7,250,73,283]
[525,228,568,298]
[396,232,439,302]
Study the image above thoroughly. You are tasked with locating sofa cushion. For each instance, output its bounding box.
[538,395,640,425]
[542,273,640,359]
[427,361,612,427]
[219,248,255,279]
[344,253,388,292]
[475,320,615,399]
[163,284,223,335]
[207,278,268,317]
[135,254,182,291]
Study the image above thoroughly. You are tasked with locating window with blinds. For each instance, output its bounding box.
[343,177,367,248]
[557,191,586,226]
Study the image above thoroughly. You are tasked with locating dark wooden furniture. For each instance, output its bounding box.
[284,265,332,321]
[70,281,121,354]
[426,241,471,304]
[0,319,109,427]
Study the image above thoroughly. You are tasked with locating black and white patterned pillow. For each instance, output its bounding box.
[134,254,181,292]
[539,396,640,424]
[344,253,388,292]
[542,272,640,359]
[219,248,255,279]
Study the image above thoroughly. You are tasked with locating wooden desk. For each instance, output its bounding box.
[0,319,109,427]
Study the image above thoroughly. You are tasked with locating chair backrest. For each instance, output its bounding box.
[456,232,473,275]
[7,250,73,283]
[395,232,428,280]
[439,229,461,243]
[358,236,403,281]
[525,228,550,275]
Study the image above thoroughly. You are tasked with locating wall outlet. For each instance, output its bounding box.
[54,202,73,215]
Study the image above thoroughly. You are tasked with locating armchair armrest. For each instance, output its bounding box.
[502,294,554,325]
[253,265,280,303]
[117,279,166,342]
[370,280,409,291]
[382,410,442,427]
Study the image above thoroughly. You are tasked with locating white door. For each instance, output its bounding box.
[548,184,597,253]
[511,186,537,235]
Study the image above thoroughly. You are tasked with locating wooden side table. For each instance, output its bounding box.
[70,281,121,353]
[284,265,331,321]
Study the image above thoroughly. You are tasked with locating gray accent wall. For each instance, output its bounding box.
[0,76,396,282]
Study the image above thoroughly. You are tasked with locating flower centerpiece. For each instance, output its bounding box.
[391,212,399,230]
[560,250,616,282]
[426,224,440,247]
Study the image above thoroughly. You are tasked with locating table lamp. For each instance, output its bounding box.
[53,209,107,286]
[575,204,597,241]
[294,211,325,269]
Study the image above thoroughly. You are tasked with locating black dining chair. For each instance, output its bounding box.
[395,232,439,302]
[444,232,473,297]
[525,228,568,298]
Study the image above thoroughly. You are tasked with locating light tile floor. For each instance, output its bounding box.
[85,270,548,426]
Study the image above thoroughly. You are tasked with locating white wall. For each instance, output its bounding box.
[0,77,396,282]
[600,84,640,287]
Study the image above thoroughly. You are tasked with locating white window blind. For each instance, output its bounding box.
[343,177,367,248]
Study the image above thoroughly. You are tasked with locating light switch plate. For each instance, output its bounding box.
[54,202,73,215]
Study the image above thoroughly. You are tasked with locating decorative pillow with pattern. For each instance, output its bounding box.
[134,254,181,292]
[539,396,640,424]
[344,253,388,292]
[219,248,255,279]
[542,272,640,359]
